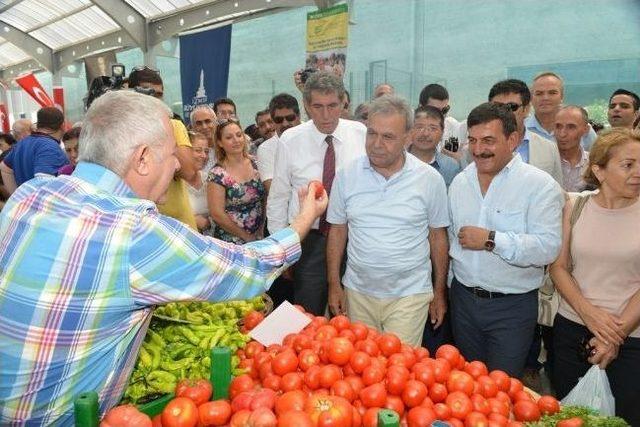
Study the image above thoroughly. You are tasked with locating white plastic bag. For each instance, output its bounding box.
[561,365,615,416]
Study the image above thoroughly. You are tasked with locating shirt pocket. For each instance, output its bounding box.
[491,208,525,234]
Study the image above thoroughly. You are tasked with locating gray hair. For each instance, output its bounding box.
[367,94,413,132]
[303,71,345,104]
[558,104,589,123]
[78,90,171,175]
[189,104,216,124]
[12,118,32,136]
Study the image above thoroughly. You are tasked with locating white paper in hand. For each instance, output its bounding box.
[249,300,312,346]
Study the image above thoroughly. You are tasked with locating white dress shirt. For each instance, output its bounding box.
[256,135,278,181]
[448,154,565,294]
[267,118,367,233]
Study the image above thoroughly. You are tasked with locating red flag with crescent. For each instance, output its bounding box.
[15,72,54,108]
[0,104,9,133]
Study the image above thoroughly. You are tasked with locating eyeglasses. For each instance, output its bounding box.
[273,114,297,124]
[494,102,522,112]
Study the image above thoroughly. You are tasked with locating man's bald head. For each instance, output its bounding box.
[554,105,589,152]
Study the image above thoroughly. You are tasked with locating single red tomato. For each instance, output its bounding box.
[507,378,523,399]
[275,390,307,416]
[248,407,277,427]
[102,404,152,427]
[298,349,320,371]
[432,358,452,383]
[350,351,372,374]
[231,391,254,413]
[488,371,511,393]
[330,315,351,331]
[245,341,265,358]
[377,333,402,357]
[464,411,488,427]
[486,398,510,418]
[537,395,560,415]
[488,412,509,427]
[250,388,277,411]
[513,400,541,422]
[360,383,387,408]
[476,376,498,399]
[262,374,282,392]
[406,405,437,427]
[327,337,355,366]
[319,364,343,389]
[174,379,213,406]
[433,402,452,420]
[229,375,255,400]
[197,400,231,427]
[281,372,303,392]
[304,365,322,390]
[361,363,386,386]
[344,375,365,396]
[162,397,199,427]
[447,370,475,395]
[277,410,314,427]
[340,329,357,343]
[414,347,430,360]
[331,379,356,402]
[387,353,408,368]
[428,382,448,403]
[292,334,312,353]
[229,409,251,427]
[350,322,369,341]
[401,380,428,408]
[470,394,490,416]
[242,310,265,330]
[385,365,410,396]
[355,339,380,357]
[412,362,436,388]
[445,391,473,421]
[305,394,353,427]
[309,180,325,199]
[435,344,461,368]
[315,325,339,341]
[384,395,405,418]
[464,361,489,379]
[556,417,584,427]
[271,350,298,376]
[361,407,382,427]
[512,390,533,402]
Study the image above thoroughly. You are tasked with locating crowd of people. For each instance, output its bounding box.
[0,64,638,425]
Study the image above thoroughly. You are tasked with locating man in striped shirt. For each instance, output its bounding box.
[0,90,327,425]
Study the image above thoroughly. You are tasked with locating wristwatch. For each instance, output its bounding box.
[484,230,496,251]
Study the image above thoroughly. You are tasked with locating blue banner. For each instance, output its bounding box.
[179,25,232,123]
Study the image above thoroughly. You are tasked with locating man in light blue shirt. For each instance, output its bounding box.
[449,102,564,377]
[408,105,461,187]
[326,95,450,346]
[525,72,597,150]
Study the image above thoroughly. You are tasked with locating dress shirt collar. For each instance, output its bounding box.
[72,161,137,199]
[309,118,351,146]
[362,150,412,176]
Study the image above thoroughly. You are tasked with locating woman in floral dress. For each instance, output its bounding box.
[207,119,265,244]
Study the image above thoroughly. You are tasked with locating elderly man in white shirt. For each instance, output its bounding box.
[256,93,302,194]
[267,71,366,315]
[326,95,450,346]
[448,102,564,377]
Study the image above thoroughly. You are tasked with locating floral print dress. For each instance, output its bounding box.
[207,160,265,244]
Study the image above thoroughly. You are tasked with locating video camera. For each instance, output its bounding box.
[85,64,157,110]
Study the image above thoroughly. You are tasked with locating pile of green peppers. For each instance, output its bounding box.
[123,297,265,403]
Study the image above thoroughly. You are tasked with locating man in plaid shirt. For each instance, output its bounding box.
[0,90,327,425]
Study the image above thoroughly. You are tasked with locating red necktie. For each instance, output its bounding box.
[319,135,335,235]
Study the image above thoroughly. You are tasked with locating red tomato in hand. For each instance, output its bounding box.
[305,394,353,427]
[537,395,560,415]
[162,397,199,427]
[101,404,152,427]
[174,379,213,406]
[309,180,325,199]
[198,400,231,426]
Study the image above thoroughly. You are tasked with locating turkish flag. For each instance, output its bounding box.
[0,104,9,133]
[53,86,64,113]
[15,72,54,108]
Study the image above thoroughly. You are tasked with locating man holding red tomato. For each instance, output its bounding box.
[448,102,564,377]
[0,91,328,425]
[326,95,450,346]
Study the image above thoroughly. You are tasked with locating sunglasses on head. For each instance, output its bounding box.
[217,117,240,126]
[494,102,522,112]
[273,114,297,124]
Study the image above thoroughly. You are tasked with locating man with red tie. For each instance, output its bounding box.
[267,71,366,315]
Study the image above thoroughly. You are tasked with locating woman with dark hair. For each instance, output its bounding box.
[58,126,81,175]
[207,119,265,244]
[550,128,640,425]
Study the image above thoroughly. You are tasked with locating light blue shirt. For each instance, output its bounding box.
[525,114,597,151]
[430,151,462,187]
[516,133,530,164]
[327,153,450,298]
[448,154,564,294]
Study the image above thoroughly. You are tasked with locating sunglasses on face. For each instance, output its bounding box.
[273,114,297,124]
[494,102,522,112]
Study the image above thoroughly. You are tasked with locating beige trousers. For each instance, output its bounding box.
[345,287,433,347]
